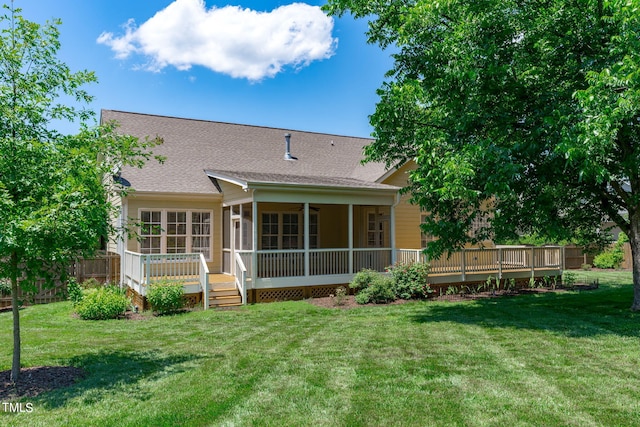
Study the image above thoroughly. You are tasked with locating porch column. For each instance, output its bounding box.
[390,197,397,265]
[304,202,310,277]
[348,204,353,274]
[252,199,258,285]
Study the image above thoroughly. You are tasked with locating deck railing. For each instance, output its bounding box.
[310,249,349,276]
[254,248,392,278]
[256,250,305,278]
[395,246,563,279]
[122,251,209,309]
[234,252,248,305]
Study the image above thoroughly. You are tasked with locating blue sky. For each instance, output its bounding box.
[15,0,393,138]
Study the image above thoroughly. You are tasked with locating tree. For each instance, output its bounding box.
[0,4,161,382]
[324,0,640,309]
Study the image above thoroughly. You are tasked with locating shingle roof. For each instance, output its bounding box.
[101,110,390,194]
[206,170,399,191]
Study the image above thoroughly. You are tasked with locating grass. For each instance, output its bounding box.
[1,271,639,426]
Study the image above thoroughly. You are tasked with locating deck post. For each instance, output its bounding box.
[561,246,565,273]
[252,199,258,285]
[531,247,535,279]
[498,248,503,281]
[461,248,466,281]
[145,254,151,290]
[348,204,354,274]
[304,202,310,277]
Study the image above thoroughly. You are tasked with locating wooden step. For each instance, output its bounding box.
[209,287,239,297]
[209,281,236,290]
[209,294,242,307]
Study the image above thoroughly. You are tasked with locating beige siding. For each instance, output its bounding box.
[125,195,223,273]
[218,180,250,204]
[382,162,422,249]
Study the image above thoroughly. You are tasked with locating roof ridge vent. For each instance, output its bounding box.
[284,133,298,161]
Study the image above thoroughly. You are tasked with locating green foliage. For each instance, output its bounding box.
[593,233,628,269]
[147,280,185,314]
[563,272,578,288]
[388,262,432,300]
[0,5,162,380]
[74,286,129,320]
[353,275,396,304]
[0,279,10,296]
[349,269,381,292]
[593,251,624,269]
[323,0,640,308]
[350,269,396,304]
[67,278,83,306]
[332,286,347,306]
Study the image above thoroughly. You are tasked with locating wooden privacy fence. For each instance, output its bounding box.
[70,251,120,283]
[564,245,595,269]
[0,252,121,308]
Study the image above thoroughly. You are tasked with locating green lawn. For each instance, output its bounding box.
[1,271,639,426]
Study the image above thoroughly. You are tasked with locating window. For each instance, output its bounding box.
[166,211,187,254]
[139,209,213,259]
[191,212,211,259]
[140,211,162,254]
[282,213,300,249]
[261,213,279,250]
[309,213,319,249]
[260,212,319,250]
[470,214,491,239]
[420,214,432,249]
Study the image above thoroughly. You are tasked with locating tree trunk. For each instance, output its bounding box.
[10,252,20,383]
[630,216,640,312]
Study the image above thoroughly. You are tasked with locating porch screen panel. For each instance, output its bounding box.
[309,213,319,249]
[166,211,187,254]
[282,213,299,249]
[192,212,211,259]
[262,213,278,249]
[140,210,161,254]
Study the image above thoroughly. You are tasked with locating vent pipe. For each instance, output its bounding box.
[284,133,297,160]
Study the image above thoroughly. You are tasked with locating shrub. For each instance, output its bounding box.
[349,269,382,292]
[75,286,129,320]
[67,278,83,306]
[593,232,628,269]
[332,286,347,306]
[147,280,185,314]
[389,262,432,300]
[353,274,396,304]
[593,250,624,269]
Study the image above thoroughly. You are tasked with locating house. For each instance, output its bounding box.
[103,110,563,307]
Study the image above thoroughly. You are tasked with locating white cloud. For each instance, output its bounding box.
[97,0,337,81]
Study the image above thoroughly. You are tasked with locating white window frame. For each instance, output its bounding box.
[138,209,214,260]
[260,211,319,250]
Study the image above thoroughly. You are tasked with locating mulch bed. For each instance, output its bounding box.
[0,366,86,400]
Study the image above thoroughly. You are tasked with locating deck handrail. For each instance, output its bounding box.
[123,251,209,307]
[234,252,247,305]
[395,246,563,279]
[198,253,209,310]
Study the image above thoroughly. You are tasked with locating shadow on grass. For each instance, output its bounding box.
[36,350,204,409]
[409,285,640,338]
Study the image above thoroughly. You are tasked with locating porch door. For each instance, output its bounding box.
[231,218,241,275]
[365,209,389,248]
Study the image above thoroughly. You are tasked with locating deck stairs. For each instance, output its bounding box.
[209,274,242,307]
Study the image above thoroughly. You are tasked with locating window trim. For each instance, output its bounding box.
[138,208,214,260]
[259,211,319,250]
